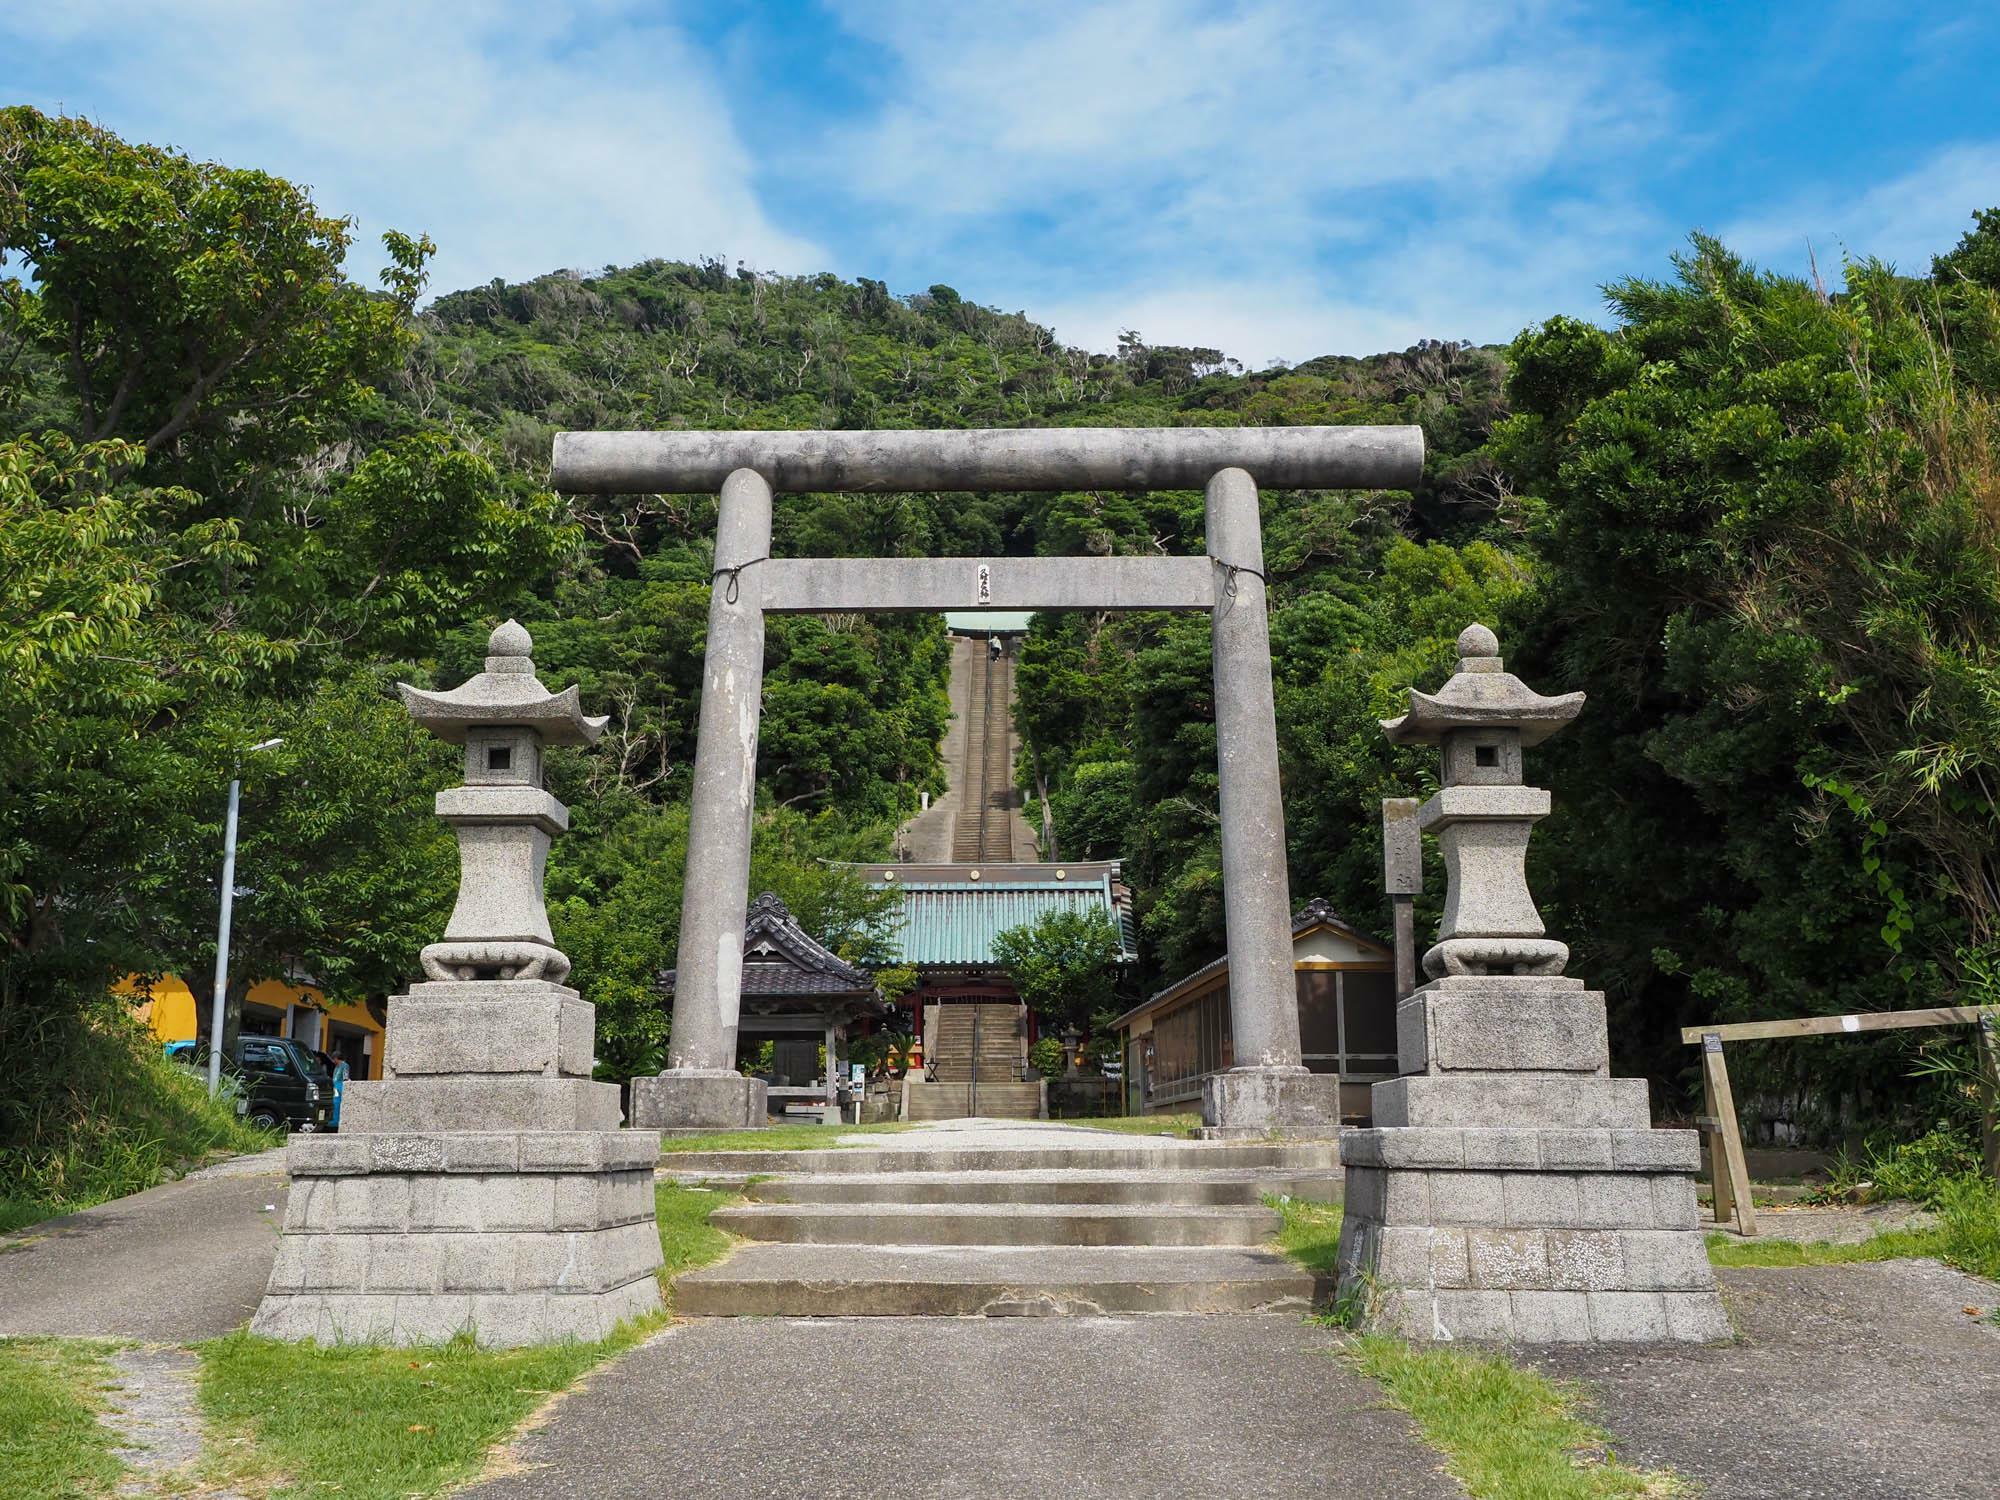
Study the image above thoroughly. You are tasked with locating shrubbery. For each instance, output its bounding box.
[0,1003,274,1232]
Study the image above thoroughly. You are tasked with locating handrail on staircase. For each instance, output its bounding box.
[969,1004,981,1117]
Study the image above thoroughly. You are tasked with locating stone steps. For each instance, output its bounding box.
[904,1082,1042,1121]
[745,1169,1341,1206]
[672,1125,1342,1319]
[675,1244,1325,1317]
[663,1140,1342,1180]
[712,1201,1280,1247]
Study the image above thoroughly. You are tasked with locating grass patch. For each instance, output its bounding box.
[1061,1112,1201,1137]
[656,1121,910,1154]
[1271,1194,1345,1275]
[0,1337,127,1499]
[0,1008,277,1234]
[1349,1335,1686,1498]
[195,1180,743,1497]
[1708,1173,2000,1280]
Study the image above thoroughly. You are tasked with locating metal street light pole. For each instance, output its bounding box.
[207,738,285,1096]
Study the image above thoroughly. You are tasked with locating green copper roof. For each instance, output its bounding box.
[881,878,1137,968]
[942,611,1037,633]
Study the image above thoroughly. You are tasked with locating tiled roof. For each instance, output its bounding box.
[660,890,879,1000]
[875,874,1138,969]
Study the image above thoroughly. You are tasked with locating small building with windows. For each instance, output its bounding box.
[1110,898,1398,1122]
[122,972,386,1080]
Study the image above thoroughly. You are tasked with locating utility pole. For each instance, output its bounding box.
[207,738,284,1096]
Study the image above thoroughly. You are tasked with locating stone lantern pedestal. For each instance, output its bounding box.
[251,623,663,1346]
[1335,627,1726,1342]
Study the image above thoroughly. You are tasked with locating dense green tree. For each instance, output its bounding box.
[992,907,1129,1034]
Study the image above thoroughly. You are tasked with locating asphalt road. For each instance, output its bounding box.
[0,1164,287,1341]
[1523,1260,2000,1500]
[461,1315,1463,1500]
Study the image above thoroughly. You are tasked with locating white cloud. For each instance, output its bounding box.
[1720,142,2000,280]
[1,0,825,296]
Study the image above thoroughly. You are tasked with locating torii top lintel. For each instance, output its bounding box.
[550,424,1424,495]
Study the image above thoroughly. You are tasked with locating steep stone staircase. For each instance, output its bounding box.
[670,1123,1340,1317]
[906,1002,1041,1121]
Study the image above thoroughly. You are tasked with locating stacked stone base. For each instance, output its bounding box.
[1335,977,1727,1343]
[253,979,664,1347]
[1336,1126,1727,1341]
[1200,1067,1344,1138]
[629,1068,768,1131]
[254,1130,661,1345]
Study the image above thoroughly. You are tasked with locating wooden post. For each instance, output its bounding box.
[1700,1032,1757,1237]
[1977,1010,2000,1188]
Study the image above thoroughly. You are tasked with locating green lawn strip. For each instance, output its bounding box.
[1057,1112,1201,1137]
[1271,1194,1345,1274]
[656,1121,911,1154]
[194,1183,742,1498]
[1348,1335,1686,1499]
[0,1337,128,1499]
[1706,1175,2000,1281]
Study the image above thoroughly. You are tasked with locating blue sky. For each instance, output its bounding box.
[6,1,1999,365]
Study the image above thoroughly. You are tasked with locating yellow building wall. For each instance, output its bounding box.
[119,975,384,1081]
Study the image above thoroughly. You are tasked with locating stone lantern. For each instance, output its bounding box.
[1332,625,1727,1343]
[252,621,663,1346]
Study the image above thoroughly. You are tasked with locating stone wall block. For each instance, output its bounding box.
[1380,1128,1468,1168]
[441,1236,518,1294]
[1467,1229,1550,1289]
[342,1078,623,1134]
[1433,1289,1513,1340]
[1572,1173,1657,1229]
[1380,1169,1436,1224]
[470,1293,549,1346]
[1410,987,1610,1074]
[442,1136,520,1173]
[1545,1230,1626,1290]
[480,1176,559,1232]
[1426,1172,1504,1227]
[1341,1132,1386,1169]
[288,1136,370,1176]
[1509,1290,1593,1341]
[1651,1175,1700,1231]
[305,1233,372,1290]
[1609,1128,1701,1172]
[368,1134,446,1175]
[1618,1230,1714,1290]
[332,1176,410,1232]
[365,1236,444,1295]
[1501,1172,1582,1229]
[1586,1290,1669,1341]
[1536,1130,1615,1169]
[1369,1075,1653,1130]
[266,1237,310,1292]
[384,994,597,1078]
[1470,1129,1542,1168]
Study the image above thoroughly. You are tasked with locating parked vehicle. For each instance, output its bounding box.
[167,1035,334,1132]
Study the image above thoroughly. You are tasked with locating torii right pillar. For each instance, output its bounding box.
[1335,625,1728,1342]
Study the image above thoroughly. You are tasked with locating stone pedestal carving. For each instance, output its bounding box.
[252,623,663,1345]
[1335,626,1727,1342]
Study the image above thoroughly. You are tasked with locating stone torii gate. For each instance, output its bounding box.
[551,426,1424,1132]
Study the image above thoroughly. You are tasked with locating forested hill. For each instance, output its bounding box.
[8,109,2000,1144]
[385,258,1521,1017]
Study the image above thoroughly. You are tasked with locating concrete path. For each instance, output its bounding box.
[462,1316,1462,1500]
[1524,1260,2000,1500]
[0,1160,288,1340]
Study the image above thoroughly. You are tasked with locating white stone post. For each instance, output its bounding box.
[1200,469,1339,1134]
[630,468,773,1130]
